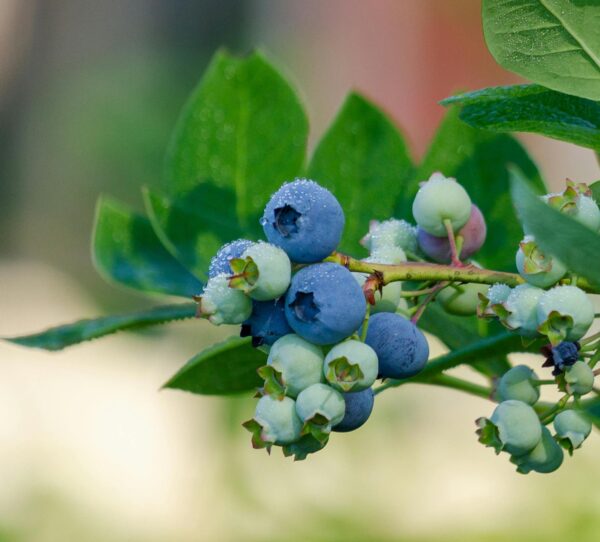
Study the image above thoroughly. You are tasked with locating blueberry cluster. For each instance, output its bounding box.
[197,173,599,469]
[199,179,429,459]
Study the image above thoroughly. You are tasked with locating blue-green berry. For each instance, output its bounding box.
[295,383,346,429]
[412,173,472,236]
[333,388,375,433]
[438,283,489,317]
[515,236,566,288]
[209,239,254,278]
[265,334,324,398]
[497,365,540,405]
[510,426,564,474]
[244,395,302,447]
[241,297,293,347]
[230,242,291,301]
[537,285,594,342]
[324,340,378,392]
[503,284,544,336]
[564,361,595,396]
[198,274,253,325]
[478,400,542,456]
[487,283,512,305]
[553,410,592,452]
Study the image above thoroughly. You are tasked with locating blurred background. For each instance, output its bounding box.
[1,1,599,541]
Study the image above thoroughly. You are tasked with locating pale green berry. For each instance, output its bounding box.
[369,245,407,264]
[240,242,291,301]
[511,426,564,474]
[198,274,253,325]
[536,285,594,342]
[515,236,566,288]
[353,271,403,313]
[412,173,472,236]
[504,284,544,336]
[324,340,378,392]
[497,365,540,405]
[437,283,489,316]
[553,410,592,451]
[564,361,595,396]
[254,395,302,445]
[295,383,346,428]
[575,195,600,231]
[362,219,418,254]
[266,334,324,398]
[488,400,542,456]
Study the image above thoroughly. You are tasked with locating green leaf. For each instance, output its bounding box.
[482,0,600,101]
[590,180,600,204]
[442,84,600,151]
[92,197,203,297]
[164,50,308,228]
[414,107,544,271]
[307,92,414,255]
[510,167,600,287]
[5,303,196,351]
[164,336,265,395]
[419,305,511,378]
[143,185,257,281]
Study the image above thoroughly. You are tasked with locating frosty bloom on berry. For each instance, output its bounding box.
[261,179,345,263]
[196,274,253,325]
[285,262,367,345]
[498,284,544,337]
[361,218,418,255]
[208,239,254,278]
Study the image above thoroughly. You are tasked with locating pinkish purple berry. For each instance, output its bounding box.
[416,205,486,263]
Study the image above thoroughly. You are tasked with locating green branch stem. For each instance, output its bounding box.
[326,252,600,293]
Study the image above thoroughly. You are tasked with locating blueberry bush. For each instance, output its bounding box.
[7,2,600,472]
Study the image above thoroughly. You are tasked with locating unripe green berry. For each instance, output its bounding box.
[510,426,564,474]
[515,236,566,288]
[478,400,542,456]
[537,285,594,342]
[564,361,594,396]
[238,242,292,301]
[437,283,489,316]
[198,274,253,325]
[324,340,378,392]
[497,365,540,405]
[250,395,303,445]
[412,173,472,236]
[266,334,324,398]
[553,409,592,451]
[361,219,418,254]
[296,383,345,429]
[504,284,544,336]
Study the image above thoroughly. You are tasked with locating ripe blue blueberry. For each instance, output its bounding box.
[229,242,291,301]
[364,313,429,379]
[553,410,592,452]
[541,341,580,375]
[412,172,472,236]
[261,179,345,263]
[417,205,486,263]
[537,285,594,342]
[241,297,293,347]
[563,361,595,396]
[243,395,302,448]
[510,426,564,474]
[497,365,540,405]
[333,388,375,433]
[515,236,566,288]
[197,274,253,325]
[361,219,418,255]
[208,239,254,278]
[324,340,378,392]
[477,400,542,456]
[263,334,324,398]
[285,262,367,345]
[437,282,489,317]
